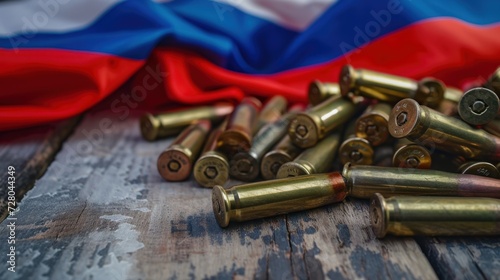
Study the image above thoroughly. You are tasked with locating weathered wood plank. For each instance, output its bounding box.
[1,110,437,279]
[416,237,500,280]
[0,117,80,221]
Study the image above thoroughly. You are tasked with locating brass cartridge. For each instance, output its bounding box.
[484,119,500,137]
[370,194,500,238]
[458,87,499,125]
[437,87,462,116]
[339,64,445,108]
[230,105,303,181]
[458,161,500,179]
[218,97,262,156]
[389,98,500,160]
[339,123,374,165]
[342,163,500,199]
[485,67,500,94]
[355,103,392,146]
[193,121,229,188]
[260,135,303,180]
[212,173,347,227]
[157,120,211,181]
[254,95,288,133]
[288,96,356,148]
[140,104,233,141]
[308,80,341,106]
[276,132,341,178]
[392,138,431,169]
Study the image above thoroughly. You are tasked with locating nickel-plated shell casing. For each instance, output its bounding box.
[140,104,233,141]
[458,161,500,179]
[276,132,341,178]
[289,96,357,148]
[355,103,392,146]
[458,87,500,125]
[193,121,229,188]
[157,120,211,181]
[339,123,374,165]
[389,98,500,160]
[485,67,500,94]
[212,172,347,227]
[484,118,500,137]
[260,135,303,180]
[392,138,432,169]
[308,80,341,106]
[254,95,288,133]
[230,105,303,181]
[437,87,462,116]
[339,64,445,108]
[370,194,500,238]
[342,163,500,199]
[218,97,262,156]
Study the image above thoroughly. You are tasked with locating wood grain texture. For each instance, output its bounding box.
[0,117,80,221]
[1,109,490,279]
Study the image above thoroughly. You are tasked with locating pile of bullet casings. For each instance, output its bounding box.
[140,64,500,238]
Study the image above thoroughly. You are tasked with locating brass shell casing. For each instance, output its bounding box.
[308,80,341,106]
[157,120,211,181]
[339,65,445,108]
[437,87,462,116]
[339,123,374,165]
[484,119,500,137]
[212,173,347,227]
[371,194,500,238]
[392,138,432,169]
[254,95,288,133]
[140,104,232,141]
[485,67,500,94]
[288,96,356,148]
[458,87,500,126]
[276,132,341,178]
[260,135,303,180]
[389,98,500,160]
[458,161,500,179]
[342,163,500,199]
[355,103,392,146]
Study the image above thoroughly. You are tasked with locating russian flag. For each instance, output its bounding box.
[1,0,500,131]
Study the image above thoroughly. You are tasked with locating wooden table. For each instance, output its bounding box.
[1,105,499,279]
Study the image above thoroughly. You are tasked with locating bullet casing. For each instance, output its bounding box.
[308,80,341,106]
[289,96,356,148]
[218,97,262,156]
[212,173,347,227]
[254,95,288,133]
[485,67,500,94]
[157,120,211,181]
[371,194,500,238]
[276,132,341,178]
[339,123,374,165]
[260,135,303,180]
[193,121,229,188]
[437,87,462,116]
[355,103,392,146]
[484,119,500,137]
[140,104,232,141]
[458,161,500,179]
[458,87,499,125]
[342,163,500,199]
[389,98,500,160]
[339,65,445,108]
[392,138,432,169]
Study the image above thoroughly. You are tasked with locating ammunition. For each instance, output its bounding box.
[342,163,500,199]
[458,161,500,179]
[230,105,303,181]
[355,103,392,146]
[254,95,288,133]
[485,67,500,94]
[218,97,262,156]
[193,121,229,188]
[437,87,462,116]
[308,80,340,106]
[212,173,347,227]
[140,104,232,141]
[289,96,356,148]
[392,139,431,169]
[260,135,302,180]
[389,98,500,160]
[484,119,500,137]
[276,132,341,178]
[458,87,499,125]
[339,123,374,165]
[157,120,211,181]
[370,194,500,237]
[339,64,445,108]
